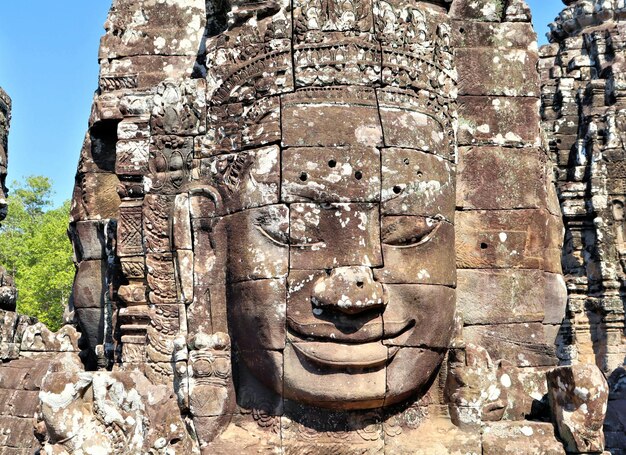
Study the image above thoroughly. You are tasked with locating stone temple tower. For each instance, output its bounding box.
[540,0,626,452]
[0,1,621,454]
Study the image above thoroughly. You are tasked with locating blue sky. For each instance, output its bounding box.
[0,1,563,207]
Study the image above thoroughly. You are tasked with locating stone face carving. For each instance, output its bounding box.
[47,0,578,452]
[547,364,609,453]
[175,0,458,415]
[0,0,613,454]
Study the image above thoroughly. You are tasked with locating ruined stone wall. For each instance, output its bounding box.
[539,1,626,453]
[0,88,80,454]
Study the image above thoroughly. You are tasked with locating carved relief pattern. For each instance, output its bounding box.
[117,201,143,257]
[46,0,608,453]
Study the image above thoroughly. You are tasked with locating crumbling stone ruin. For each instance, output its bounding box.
[540,0,626,452]
[0,0,623,453]
[0,88,81,454]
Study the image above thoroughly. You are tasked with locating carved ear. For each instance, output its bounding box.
[173,192,194,305]
[171,185,223,305]
[188,184,223,210]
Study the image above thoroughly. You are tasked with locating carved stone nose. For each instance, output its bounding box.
[311,266,386,315]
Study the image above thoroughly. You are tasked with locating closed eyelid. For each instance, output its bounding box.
[255,225,290,247]
[382,217,443,248]
[387,221,442,249]
[254,225,325,249]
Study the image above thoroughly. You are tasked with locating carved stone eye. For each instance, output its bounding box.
[255,221,290,247]
[381,216,442,247]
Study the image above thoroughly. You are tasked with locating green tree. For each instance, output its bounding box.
[0,176,73,331]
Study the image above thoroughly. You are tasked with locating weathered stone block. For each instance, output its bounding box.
[457,146,551,210]
[456,209,563,273]
[282,147,380,203]
[0,415,37,448]
[547,364,609,454]
[456,48,539,97]
[498,364,552,421]
[199,146,281,213]
[70,221,107,261]
[375,219,456,285]
[0,310,19,344]
[452,22,537,49]
[286,268,384,342]
[463,323,558,367]
[458,96,541,147]
[281,87,383,148]
[228,279,286,351]
[482,421,565,455]
[378,88,454,160]
[290,203,382,270]
[387,347,445,405]
[191,219,225,288]
[383,285,455,349]
[9,390,38,418]
[382,148,455,221]
[458,269,567,325]
[99,0,206,59]
[222,205,289,282]
[450,0,506,22]
[20,324,79,353]
[74,307,104,356]
[115,139,150,176]
[382,415,482,455]
[0,366,28,390]
[284,341,386,409]
[72,260,105,310]
[204,97,282,156]
[100,55,199,89]
[78,173,121,220]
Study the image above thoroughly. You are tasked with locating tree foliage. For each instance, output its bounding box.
[0,176,73,331]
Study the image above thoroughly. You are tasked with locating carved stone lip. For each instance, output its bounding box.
[289,340,400,369]
[286,318,414,343]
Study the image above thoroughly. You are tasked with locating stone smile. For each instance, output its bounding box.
[287,318,414,343]
[290,341,400,369]
[286,317,414,369]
